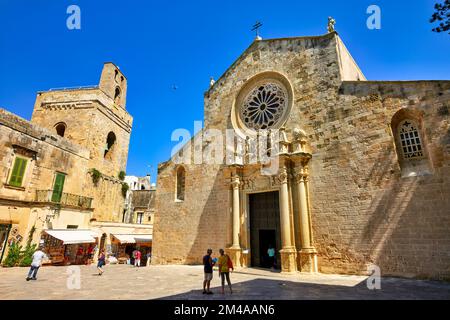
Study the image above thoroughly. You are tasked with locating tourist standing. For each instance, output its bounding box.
[97,249,106,275]
[146,251,152,266]
[76,245,84,264]
[134,249,141,267]
[202,248,215,295]
[218,249,233,294]
[86,244,94,265]
[26,247,47,281]
[267,244,276,270]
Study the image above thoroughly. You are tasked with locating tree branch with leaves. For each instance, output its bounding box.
[430,0,450,34]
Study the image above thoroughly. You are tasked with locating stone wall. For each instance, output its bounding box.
[310,80,450,279]
[0,108,93,252]
[153,161,231,265]
[0,108,90,202]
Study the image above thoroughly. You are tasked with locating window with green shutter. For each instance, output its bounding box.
[51,173,66,203]
[8,157,28,187]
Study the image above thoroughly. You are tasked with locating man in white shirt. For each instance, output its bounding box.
[26,247,47,281]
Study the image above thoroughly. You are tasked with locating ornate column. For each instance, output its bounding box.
[278,163,297,273]
[227,171,242,267]
[231,174,241,249]
[294,164,318,273]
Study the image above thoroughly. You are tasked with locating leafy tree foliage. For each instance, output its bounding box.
[3,243,22,267]
[430,0,450,34]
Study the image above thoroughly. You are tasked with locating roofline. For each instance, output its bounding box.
[37,85,99,94]
[343,80,450,84]
[205,32,338,95]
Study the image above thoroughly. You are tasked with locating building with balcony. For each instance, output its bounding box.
[0,63,147,265]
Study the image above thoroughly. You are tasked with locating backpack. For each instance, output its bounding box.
[226,255,234,270]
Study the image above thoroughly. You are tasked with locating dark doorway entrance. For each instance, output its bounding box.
[249,191,281,269]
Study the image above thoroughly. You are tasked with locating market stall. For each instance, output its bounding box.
[111,234,152,265]
[41,230,98,265]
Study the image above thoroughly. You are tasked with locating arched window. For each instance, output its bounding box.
[391,109,431,177]
[54,122,66,137]
[104,132,116,158]
[176,166,185,201]
[114,87,121,104]
[398,120,424,160]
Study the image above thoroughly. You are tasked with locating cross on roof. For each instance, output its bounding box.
[252,21,263,39]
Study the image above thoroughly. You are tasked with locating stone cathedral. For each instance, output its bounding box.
[152,31,450,279]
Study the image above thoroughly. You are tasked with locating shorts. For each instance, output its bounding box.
[204,273,213,281]
[97,260,105,268]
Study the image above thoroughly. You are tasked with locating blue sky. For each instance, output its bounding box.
[0,0,449,182]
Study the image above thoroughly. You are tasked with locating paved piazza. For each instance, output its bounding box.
[0,264,449,300]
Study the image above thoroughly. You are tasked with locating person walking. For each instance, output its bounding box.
[134,249,141,268]
[26,247,47,281]
[218,249,233,294]
[202,249,215,295]
[97,249,106,275]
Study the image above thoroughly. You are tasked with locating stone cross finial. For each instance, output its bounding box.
[327,16,336,33]
[252,21,263,40]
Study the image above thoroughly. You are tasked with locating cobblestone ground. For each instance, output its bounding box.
[0,264,449,300]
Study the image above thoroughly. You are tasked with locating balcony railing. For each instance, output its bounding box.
[36,190,93,209]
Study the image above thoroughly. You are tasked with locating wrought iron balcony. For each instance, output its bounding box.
[36,190,93,209]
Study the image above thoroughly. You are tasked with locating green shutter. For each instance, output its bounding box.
[9,157,27,187]
[51,173,66,203]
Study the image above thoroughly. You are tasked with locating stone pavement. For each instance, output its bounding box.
[0,264,449,300]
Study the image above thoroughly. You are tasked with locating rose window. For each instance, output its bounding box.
[239,83,288,130]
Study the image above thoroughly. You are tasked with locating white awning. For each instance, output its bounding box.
[44,230,97,245]
[112,234,152,244]
[134,234,152,243]
[112,234,136,244]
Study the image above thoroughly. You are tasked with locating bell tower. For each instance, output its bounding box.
[30,62,133,222]
[99,62,127,109]
[31,62,133,177]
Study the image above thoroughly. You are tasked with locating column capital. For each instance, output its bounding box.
[294,166,309,183]
[290,153,312,167]
[231,175,241,189]
[277,167,289,185]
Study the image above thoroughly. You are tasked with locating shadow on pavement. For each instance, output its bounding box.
[156,277,450,300]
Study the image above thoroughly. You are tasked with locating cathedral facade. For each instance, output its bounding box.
[152,32,450,279]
